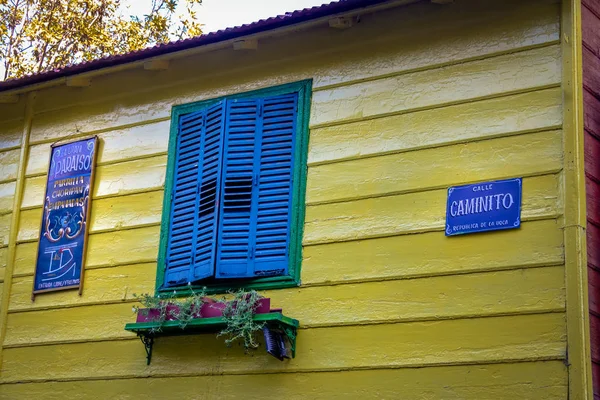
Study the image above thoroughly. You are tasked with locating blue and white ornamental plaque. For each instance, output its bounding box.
[446,178,522,236]
[33,136,98,295]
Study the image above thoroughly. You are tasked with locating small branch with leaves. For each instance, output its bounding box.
[0,0,204,81]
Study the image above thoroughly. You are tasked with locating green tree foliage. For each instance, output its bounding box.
[0,0,203,80]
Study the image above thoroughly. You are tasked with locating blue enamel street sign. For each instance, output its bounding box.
[33,137,98,294]
[445,178,522,236]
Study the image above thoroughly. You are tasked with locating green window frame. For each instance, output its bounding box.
[155,80,312,295]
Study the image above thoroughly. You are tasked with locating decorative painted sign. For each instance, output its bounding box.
[32,137,98,296]
[445,178,522,236]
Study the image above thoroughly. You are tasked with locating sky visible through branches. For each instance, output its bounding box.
[126,0,326,34]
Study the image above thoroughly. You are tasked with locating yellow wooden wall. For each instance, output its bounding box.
[0,0,571,398]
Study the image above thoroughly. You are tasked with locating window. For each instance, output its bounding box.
[156,81,311,293]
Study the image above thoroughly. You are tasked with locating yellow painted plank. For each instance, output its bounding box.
[28,0,559,143]
[257,266,566,327]
[92,154,166,199]
[85,225,160,269]
[19,174,44,209]
[25,120,170,176]
[9,263,156,311]
[97,120,169,164]
[308,0,560,89]
[13,241,37,277]
[17,190,164,242]
[16,207,42,242]
[302,219,563,285]
[308,88,562,165]
[0,180,15,215]
[0,213,10,247]
[0,246,7,282]
[0,313,565,383]
[0,361,568,400]
[30,94,171,145]
[307,130,562,205]
[310,45,561,127]
[88,190,163,233]
[304,174,559,245]
[5,302,136,345]
[24,142,50,177]
[7,265,564,326]
[0,148,19,182]
[13,225,160,277]
[0,119,23,150]
[20,155,167,209]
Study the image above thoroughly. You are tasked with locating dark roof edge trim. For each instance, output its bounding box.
[0,0,395,92]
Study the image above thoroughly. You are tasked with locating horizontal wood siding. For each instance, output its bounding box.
[1,313,566,382]
[0,362,568,400]
[0,0,568,398]
[584,1,600,397]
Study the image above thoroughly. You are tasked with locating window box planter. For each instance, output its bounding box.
[129,290,293,363]
[125,312,298,365]
[135,298,272,322]
[136,304,198,323]
[238,297,271,314]
[200,301,226,318]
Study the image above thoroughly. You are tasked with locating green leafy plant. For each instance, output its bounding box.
[173,286,207,329]
[1,0,204,80]
[217,289,266,351]
[132,291,173,333]
[132,285,207,331]
[132,287,267,352]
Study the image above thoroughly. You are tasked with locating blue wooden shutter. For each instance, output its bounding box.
[215,93,297,278]
[192,102,226,280]
[253,93,297,276]
[215,99,259,278]
[164,101,225,286]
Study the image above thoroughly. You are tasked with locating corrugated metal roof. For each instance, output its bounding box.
[0,0,394,92]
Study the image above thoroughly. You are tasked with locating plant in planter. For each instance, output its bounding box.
[199,296,228,318]
[132,288,274,353]
[132,291,174,333]
[217,289,268,352]
[171,286,207,329]
[132,286,207,331]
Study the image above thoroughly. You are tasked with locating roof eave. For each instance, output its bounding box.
[0,0,418,94]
